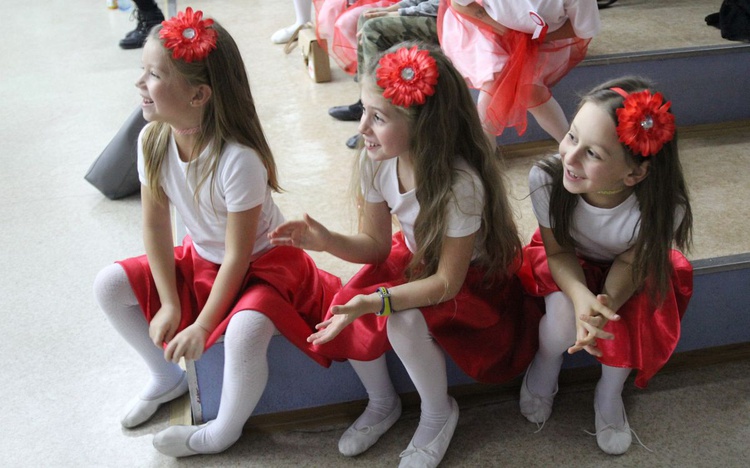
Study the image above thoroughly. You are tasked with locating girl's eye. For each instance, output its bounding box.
[587,149,601,160]
[150,71,160,78]
[373,113,383,123]
[567,132,576,143]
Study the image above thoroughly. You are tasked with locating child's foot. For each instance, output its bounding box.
[339,397,401,456]
[593,401,632,455]
[519,361,558,425]
[398,397,459,468]
[271,24,302,44]
[121,372,188,428]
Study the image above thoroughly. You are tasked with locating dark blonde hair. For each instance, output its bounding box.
[142,20,280,204]
[361,41,521,281]
[538,76,692,301]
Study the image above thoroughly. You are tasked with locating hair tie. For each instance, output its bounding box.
[159,7,217,63]
[610,87,675,157]
[376,46,439,108]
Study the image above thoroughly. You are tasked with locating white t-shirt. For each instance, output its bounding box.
[137,128,284,264]
[529,161,641,262]
[361,156,484,259]
[451,0,601,38]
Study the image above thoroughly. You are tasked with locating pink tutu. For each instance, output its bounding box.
[314,0,398,74]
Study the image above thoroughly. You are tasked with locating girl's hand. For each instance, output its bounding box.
[307,293,380,345]
[163,323,209,363]
[568,294,619,356]
[149,304,181,348]
[268,213,330,251]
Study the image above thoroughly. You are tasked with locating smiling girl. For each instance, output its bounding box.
[93,9,345,457]
[518,76,693,454]
[270,42,541,467]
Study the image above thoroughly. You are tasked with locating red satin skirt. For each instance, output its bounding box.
[116,236,347,367]
[313,0,397,75]
[328,232,543,384]
[438,3,590,136]
[518,230,694,388]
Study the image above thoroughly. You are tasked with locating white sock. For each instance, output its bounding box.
[595,365,631,427]
[189,310,276,453]
[527,292,576,396]
[387,309,452,448]
[94,264,184,400]
[349,357,399,429]
[528,96,568,143]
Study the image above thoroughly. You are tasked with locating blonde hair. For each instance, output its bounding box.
[142,20,280,205]
[361,42,521,281]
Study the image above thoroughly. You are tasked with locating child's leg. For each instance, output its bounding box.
[527,94,568,143]
[154,310,277,456]
[526,291,577,396]
[339,357,401,456]
[387,309,457,452]
[594,365,632,454]
[348,357,400,428]
[595,365,630,426]
[271,0,312,43]
[94,263,187,428]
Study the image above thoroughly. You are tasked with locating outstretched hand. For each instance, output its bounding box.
[268,213,330,251]
[568,294,620,357]
[307,293,379,345]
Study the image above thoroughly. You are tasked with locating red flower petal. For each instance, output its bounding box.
[376,46,439,108]
[615,90,675,157]
[159,7,217,63]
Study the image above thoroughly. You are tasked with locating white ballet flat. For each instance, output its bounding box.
[398,397,459,468]
[121,373,188,429]
[338,398,402,456]
[271,24,301,44]
[593,402,632,455]
[519,363,558,426]
[153,424,202,458]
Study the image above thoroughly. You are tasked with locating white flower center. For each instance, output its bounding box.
[182,28,196,40]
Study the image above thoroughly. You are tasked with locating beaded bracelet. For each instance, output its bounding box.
[376,286,393,317]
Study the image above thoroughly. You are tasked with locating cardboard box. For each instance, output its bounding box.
[298,28,331,83]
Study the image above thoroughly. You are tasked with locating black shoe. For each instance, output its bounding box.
[329,100,363,121]
[346,134,361,149]
[119,8,165,50]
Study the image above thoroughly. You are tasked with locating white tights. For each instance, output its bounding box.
[477,83,569,144]
[388,308,452,447]
[528,292,630,426]
[94,263,278,453]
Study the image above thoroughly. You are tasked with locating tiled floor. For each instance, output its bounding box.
[1,0,748,466]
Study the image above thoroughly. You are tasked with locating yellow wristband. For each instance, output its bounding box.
[376,286,393,317]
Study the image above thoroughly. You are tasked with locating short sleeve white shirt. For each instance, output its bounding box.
[528,160,641,262]
[361,156,484,259]
[137,128,284,264]
[451,0,601,38]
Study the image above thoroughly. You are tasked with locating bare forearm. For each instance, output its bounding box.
[324,231,390,264]
[144,226,181,308]
[601,256,639,312]
[196,256,251,331]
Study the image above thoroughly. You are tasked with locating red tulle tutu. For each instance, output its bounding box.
[438,2,590,136]
[518,230,693,388]
[330,232,543,384]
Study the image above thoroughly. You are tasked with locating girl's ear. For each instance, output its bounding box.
[190,84,212,107]
[624,160,650,186]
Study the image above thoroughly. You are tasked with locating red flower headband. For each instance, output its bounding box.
[611,87,675,157]
[159,7,217,63]
[376,46,439,108]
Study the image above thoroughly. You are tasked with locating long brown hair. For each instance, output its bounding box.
[538,76,692,301]
[362,42,521,281]
[142,20,280,205]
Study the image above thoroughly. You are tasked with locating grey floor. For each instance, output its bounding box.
[2,0,749,467]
